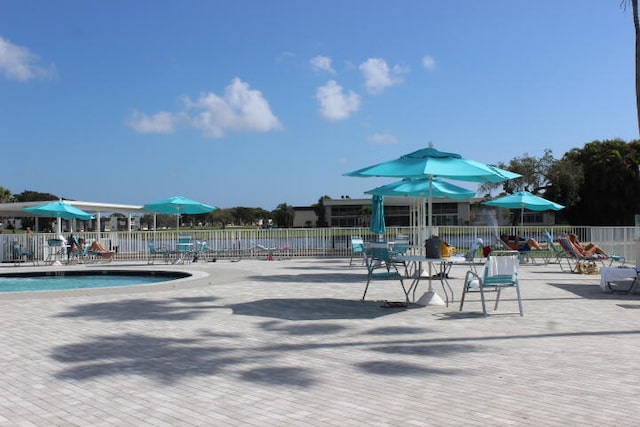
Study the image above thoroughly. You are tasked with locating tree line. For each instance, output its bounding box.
[0,190,298,230]
[3,138,640,228]
[479,139,640,226]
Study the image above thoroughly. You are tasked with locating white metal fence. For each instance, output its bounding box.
[1,226,638,264]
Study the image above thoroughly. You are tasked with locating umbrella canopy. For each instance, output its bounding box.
[345,146,520,236]
[143,196,216,215]
[365,177,475,199]
[484,191,564,225]
[24,200,93,220]
[345,147,521,183]
[369,194,386,235]
[143,196,216,230]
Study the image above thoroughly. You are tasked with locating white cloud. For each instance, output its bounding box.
[128,78,282,138]
[316,80,361,121]
[276,51,295,62]
[359,58,403,94]
[127,111,177,134]
[0,36,56,81]
[368,133,398,145]
[310,55,335,74]
[422,55,436,71]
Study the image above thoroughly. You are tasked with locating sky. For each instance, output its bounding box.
[0,1,637,210]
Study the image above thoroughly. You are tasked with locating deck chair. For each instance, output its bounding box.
[175,235,196,264]
[464,237,484,272]
[542,230,564,264]
[255,243,292,260]
[12,241,37,266]
[45,238,66,265]
[67,236,88,264]
[557,237,624,272]
[147,241,170,265]
[497,234,553,264]
[389,238,410,274]
[362,245,407,301]
[196,240,244,262]
[87,240,115,263]
[194,240,213,262]
[460,250,523,316]
[349,237,365,266]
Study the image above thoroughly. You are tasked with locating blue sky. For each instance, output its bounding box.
[0,1,636,210]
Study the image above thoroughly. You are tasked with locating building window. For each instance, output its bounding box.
[384,205,410,226]
[523,211,544,224]
[432,203,459,226]
[331,206,364,227]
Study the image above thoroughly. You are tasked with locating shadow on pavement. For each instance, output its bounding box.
[226,298,417,320]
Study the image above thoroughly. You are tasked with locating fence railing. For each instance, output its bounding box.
[1,226,638,264]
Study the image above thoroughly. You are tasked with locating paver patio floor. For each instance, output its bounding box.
[0,258,638,426]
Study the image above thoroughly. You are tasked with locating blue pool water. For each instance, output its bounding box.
[0,271,190,293]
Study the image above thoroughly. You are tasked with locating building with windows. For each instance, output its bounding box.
[317,197,558,228]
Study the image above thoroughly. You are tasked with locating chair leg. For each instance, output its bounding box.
[362,277,372,300]
[459,286,467,311]
[480,287,489,316]
[398,277,409,302]
[516,285,524,316]
[494,287,502,310]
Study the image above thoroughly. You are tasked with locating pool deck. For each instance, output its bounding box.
[0,258,638,426]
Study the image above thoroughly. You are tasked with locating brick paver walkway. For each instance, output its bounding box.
[0,258,638,426]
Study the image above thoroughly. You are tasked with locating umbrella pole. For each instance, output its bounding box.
[417,175,445,307]
[96,212,101,241]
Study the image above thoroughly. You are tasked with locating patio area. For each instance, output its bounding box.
[0,258,638,426]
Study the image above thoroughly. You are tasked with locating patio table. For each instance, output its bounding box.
[599,267,639,294]
[395,255,466,306]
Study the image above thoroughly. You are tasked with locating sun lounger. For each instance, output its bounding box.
[557,236,625,272]
[87,241,115,263]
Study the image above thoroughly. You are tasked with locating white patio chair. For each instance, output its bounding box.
[460,250,523,316]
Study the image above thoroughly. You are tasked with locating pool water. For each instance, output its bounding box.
[0,271,189,293]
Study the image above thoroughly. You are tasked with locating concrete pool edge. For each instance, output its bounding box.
[0,267,210,300]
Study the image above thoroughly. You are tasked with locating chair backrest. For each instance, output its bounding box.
[70,235,84,252]
[13,243,26,256]
[196,240,208,252]
[48,239,64,247]
[484,251,519,280]
[366,245,394,263]
[465,237,483,261]
[543,230,562,252]
[391,239,409,255]
[558,237,580,258]
[351,237,364,254]
[177,235,192,252]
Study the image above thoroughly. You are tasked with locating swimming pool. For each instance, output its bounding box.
[0,271,191,293]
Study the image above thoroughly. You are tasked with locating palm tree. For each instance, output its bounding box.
[623,0,640,134]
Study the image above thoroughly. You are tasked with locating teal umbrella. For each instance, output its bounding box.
[370,194,386,235]
[345,147,520,183]
[24,200,93,220]
[483,191,564,225]
[345,146,520,228]
[365,177,475,199]
[143,196,216,230]
[24,200,94,235]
